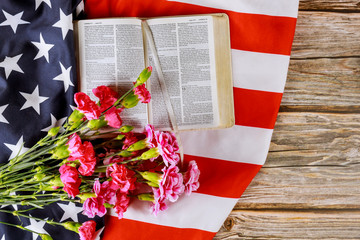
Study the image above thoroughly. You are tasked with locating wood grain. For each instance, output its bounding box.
[291,12,360,58]
[299,0,360,11]
[269,112,360,167]
[232,112,360,210]
[214,210,360,239]
[283,58,360,107]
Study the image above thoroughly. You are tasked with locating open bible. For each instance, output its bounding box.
[75,14,234,131]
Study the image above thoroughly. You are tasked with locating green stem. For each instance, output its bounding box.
[0,171,33,186]
[120,156,142,164]
[114,86,136,107]
[0,208,64,227]
[0,220,54,238]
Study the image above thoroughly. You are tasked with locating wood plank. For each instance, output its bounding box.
[291,12,360,58]
[269,112,360,166]
[234,112,360,209]
[283,58,360,107]
[236,165,360,210]
[214,210,360,239]
[299,0,360,11]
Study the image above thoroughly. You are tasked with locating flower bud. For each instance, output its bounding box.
[49,176,64,188]
[55,137,68,146]
[51,145,70,159]
[78,192,96,203]
[117,150,133,157]
[139,171,161,186]
[147,181,159,187]
[63,221,82,233]
[68,109,84,125]
[40,182,54,191]
[40,234,53,240]
[87,118,107,130]
[104,202,114,208]
[115,134,125,140]
[128,139,147,151]
[140,148,159,160]
[33,173,46,181]
[119,125,134,133]
[47,127,60,137]
[34,166,45,173]
[135,66,152,86]
[121,91,139,108]
[137,193,154,202]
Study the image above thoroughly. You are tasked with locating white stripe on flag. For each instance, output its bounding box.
[110,193,238,232]
[166,0,299,18]
[232,49,290,93]
[180,125,273,165]
[76,0,85,16]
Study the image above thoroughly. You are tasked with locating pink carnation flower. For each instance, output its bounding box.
[66,133,82,158]
[107,164,136,193]
[103,155,128,165]
[151,193,168,216]
[157,165,184,202]
[104,107,123,129]
[66,135,97,177]
[92,85,118,112]
[122,132,139,150]
[59,164,81,198]
[133,83,151,103]
[155,131,180,166]
[83,196,107,218]
[144,124,157,148]
[79,220,96,240]
[77,141,97,176]
[94,180,117,205]
[114,192,130,219]
[183,160,200,195]
[83,180,118,218]
[74,92,101,120]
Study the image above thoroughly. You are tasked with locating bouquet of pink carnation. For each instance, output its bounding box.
[0,67,200,240]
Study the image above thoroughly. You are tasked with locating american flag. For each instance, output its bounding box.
[0,0,104,239]
[84,0,299,239]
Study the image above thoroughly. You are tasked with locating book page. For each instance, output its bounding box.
[76,18,148,127]
[146,16,219,131]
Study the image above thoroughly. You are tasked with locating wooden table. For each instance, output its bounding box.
[215,1,360,239]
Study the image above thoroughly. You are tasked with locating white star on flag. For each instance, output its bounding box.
[0,234,5,240]
[53,62,73,92]
[93,227,105,240]
[0,192,18,211]
[0,10,30,33]
[41,114,67,133]
[0,104,9,124]
[4,135,29,161]
[35,0,52,10]
[31,33,54,63]
[0,54,24,79]
[52,9,73,40]
[57,202,83,222]
[19,85,49,115]
[25,216,50,240]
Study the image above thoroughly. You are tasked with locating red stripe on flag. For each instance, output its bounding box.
[85,0,297,55]
[102,217,215,240]
[233,87,283,129]
[183,154,262,199]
